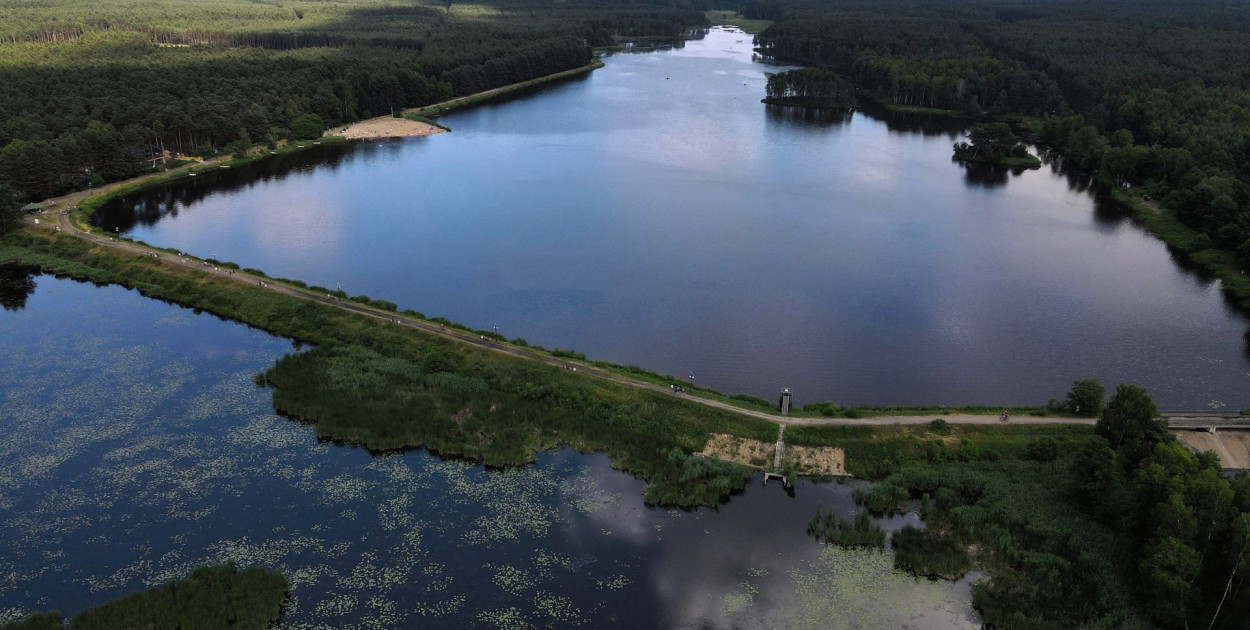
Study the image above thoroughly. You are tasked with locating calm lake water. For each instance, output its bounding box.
[96,27,1250,409]
[0,268,979,628]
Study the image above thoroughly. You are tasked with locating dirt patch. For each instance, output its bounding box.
[329,117,445,140]
[784,444,846,476]
[695,433,772,467]
[695,433,845,475]
[1173,430,1250,469]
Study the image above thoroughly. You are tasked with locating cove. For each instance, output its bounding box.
[0,268,979,628]
[95,27,1250,409]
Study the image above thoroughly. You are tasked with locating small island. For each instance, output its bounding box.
[763,68,855,109]
[953,122,1042,168]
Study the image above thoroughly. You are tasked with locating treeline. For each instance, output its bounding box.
[0,0,709,204]
[3,562,288,630]
[751,0,1250,273]
[763,67,853,108]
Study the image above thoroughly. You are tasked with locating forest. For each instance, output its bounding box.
[3,563,288,629]
[751,0,1250,278]
[0,0,709,202]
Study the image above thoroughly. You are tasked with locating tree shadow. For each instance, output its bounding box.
[0,265,37,312]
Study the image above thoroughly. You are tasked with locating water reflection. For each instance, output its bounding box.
[92,28,1250,409]
[958,161,1012,188]
[0,265,36,311]
[764,104,853,129]
[93,146,354,233]
[0,276,980,629]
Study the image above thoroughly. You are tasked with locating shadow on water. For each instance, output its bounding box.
[1091,193,1132,230]
[958,160,1012,188]
[93,145,357,232]
[764,103,853,130]
[855,101,968,138]
[0,264,37,312]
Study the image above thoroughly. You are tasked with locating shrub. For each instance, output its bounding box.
[1025,436,1060,461]
[290,113,325,141]
[929,418,951,435]
[1064,379,1105,416]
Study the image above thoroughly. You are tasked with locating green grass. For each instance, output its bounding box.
[4,563,287,630]
[704,10,772,34]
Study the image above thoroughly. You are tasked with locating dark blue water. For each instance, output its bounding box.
[0,268,979,628]
[96,27,1250,410]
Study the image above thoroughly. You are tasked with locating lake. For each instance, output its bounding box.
[95,26,1250,409]
[0,267,979,628]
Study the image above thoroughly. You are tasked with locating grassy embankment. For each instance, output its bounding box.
[1114,189,1250,315]
[1,228,771,506]
[704,10,772,34]
[402,58,605,122]
[3,563,286,630]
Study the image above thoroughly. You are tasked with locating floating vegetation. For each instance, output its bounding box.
[489,564,536,595]
[720,581,758,617]
[788,547,977,630]
[0,276,980,628]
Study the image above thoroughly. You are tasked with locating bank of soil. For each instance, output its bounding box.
[1173,430,1250,469]
[330,117,445,140]
[696,433,846,475]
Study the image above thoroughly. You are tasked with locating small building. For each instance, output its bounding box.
[21,202,44,214]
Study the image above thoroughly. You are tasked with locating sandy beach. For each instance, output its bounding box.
[329,117,446,140]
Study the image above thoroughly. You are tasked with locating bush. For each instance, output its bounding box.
[290,113,325,141]
[1025,436,1060,461]
[1065,379,1105,416]
[858,482,909,514]
[929,418,951,435]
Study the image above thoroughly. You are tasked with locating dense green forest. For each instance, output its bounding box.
[751,0,1250,279]
[0,0,709,202]
[3,563,287,629]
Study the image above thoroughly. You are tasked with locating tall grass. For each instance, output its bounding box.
[1,230,769,506]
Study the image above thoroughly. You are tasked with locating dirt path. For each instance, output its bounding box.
[22,208,1095,429]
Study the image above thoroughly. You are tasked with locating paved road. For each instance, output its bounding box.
[35,177,1232,430]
